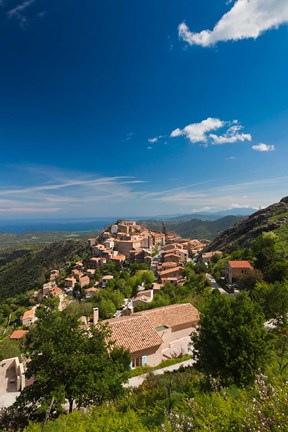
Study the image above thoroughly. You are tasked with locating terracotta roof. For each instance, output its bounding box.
[134,289,153,301]
[160,266,183,276]
[163,253,180,258]
[137,303,199,329]
[10,330,28,339]
[151,232,164,237]
[160,262,177,268]
[105,315,163,353]
[85,287,98,293]
[111,255,126,261]
[161,277,178,282]
[202,251,222,258]
[50,287,63,297]
[152,283,163,291]
[104,303,199,353]
[22,309,35,320]
[227,260,254,269]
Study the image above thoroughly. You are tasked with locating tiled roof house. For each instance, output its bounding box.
[225,260,254,284]
[104,303,199,368]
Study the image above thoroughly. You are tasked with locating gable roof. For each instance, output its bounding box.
[50,286,63,297]
[22,309,36,320]
[10,330,28,339]
[104,303,199,354]
[227,260,254,269]
[137,303,199,329]
[163,253,180,258]
[105,315,162,353]
[160,266,183,276]
[133,289,153,302]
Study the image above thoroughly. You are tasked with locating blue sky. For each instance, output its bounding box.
[0,0,287,218]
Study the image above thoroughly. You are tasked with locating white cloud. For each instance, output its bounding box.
[210,125,252,144]
[178,0,288,47]
[148,135,163,143]
[170,118,251,146]
[147,146,153,150]
[170,117,225,143]
[252,143,275,152]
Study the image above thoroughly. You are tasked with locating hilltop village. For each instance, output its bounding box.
[14,221,209,369]
[20,220,209,321]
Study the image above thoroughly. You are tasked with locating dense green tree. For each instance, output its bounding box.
[10,308,130,425]
[267,261,288,283]
[251,232,281,276]
[192,291,272,385]
[97,298,117,319]
[237,269,264,291]
[252,281,288,325]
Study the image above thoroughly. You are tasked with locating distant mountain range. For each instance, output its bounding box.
[0,209,255,232]
[141,215,243,240]
[156,208,256,222]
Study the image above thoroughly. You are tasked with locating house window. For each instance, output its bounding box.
[132,355,147,368]
[132,357,142,368]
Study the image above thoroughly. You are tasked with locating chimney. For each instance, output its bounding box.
[93,307,99,325]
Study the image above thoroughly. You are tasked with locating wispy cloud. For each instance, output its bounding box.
[125,132,134,141]
[178,0,288,47]
[170,118,251,146]
[148,135,163,144]
[0,165,285,218]
[0,167,148,217]
[7,0,35,26]
[137,177,288,211]
[252,143,275,152]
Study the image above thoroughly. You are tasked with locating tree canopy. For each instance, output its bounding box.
[192,291,272,385]
[9,308,130,427]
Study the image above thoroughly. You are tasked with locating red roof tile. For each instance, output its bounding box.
[105,315,162,353]
[227,260,254,269]
[10,330,28,339]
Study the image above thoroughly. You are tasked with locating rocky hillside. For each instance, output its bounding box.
[141,215,242,240]
[0,240,91,300]
[208,197,288,252]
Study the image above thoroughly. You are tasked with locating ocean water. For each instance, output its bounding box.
[0,218,117,233]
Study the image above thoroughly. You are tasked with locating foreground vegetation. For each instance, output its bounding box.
[15,359,288,431]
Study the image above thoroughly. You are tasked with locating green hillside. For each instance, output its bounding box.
[0,240,90,300]
[209,196,288,252]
